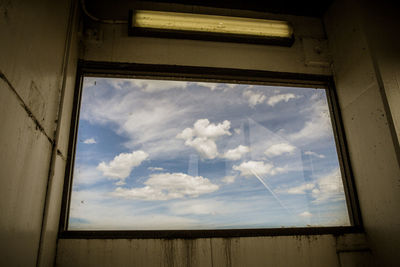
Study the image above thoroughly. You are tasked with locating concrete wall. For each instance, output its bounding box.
[0,0,79,266]
[324,0,400,266]
[55,7,374,267]
[1,0,398,266]
[81,9,331,75]
[56,234,370,267]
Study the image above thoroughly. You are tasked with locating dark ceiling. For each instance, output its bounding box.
[135,0,333,16]
[85,0,334,19]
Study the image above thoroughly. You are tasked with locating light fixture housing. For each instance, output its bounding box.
[128,10,294,46]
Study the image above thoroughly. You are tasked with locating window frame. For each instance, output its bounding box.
[59,60,363,239]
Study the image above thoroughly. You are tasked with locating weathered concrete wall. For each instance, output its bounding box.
[55,7,374,267]
[357,1,400,146]
[57,234,371,267]
[324,0,400,266]
[2,0,398,266]
[82,8,331,75]
[0,0,79,266]
[35,3,80,266]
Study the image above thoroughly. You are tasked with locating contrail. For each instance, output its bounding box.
[250,169,292,215]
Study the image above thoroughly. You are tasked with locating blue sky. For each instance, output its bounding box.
[68,77,350,230]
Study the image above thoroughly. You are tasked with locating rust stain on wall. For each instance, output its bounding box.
[163,240,175,267]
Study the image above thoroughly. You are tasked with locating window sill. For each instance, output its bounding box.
[59,226,363,239]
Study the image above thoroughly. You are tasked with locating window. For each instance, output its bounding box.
[60,64,360,237]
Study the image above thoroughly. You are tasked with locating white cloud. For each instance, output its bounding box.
[299,211,312,217]
[83,138,96,144]
[288,98,332,142]
[222,175,236,184]
[267,93,299,106]
[193,119,231,139]
[196,82,236,91]
[112,172,219,201]
[279,168,345,204]
[81,82,187,155]
[139,80,188,93]
[243,90,266,107]
[169,199,226,215]
[79,78,248,161]
[73,165,104,185]
[97,150,148,180]
[304,151,325,158]
[286,183,315,194]
[186,137,219,159]
[264,143,296,157]
[148,167,164,171]
[311,168,345,204]
[107,78,188,93]
[177,119,231,159]
[223,145,250,160]
[196,82,219,91]
[69,189,199,229]
[233,160,283,177]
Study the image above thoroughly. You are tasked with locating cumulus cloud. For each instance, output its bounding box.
[112,172,219,201]
[223,145,250,160]
[73,165,104,185]
[304,151,325,158]
[79,78,248,160]
[97,150,148,180]
[107,78,188,93]
[222,175,236,184]
[267,93,299,106]
[185,137,219,159]
[279,168,345,204]
[264,143,296,157]
[243,90,266,107]
[286,183,315,194]
[177,119,231,159]
[299,211,312,217]
[192,119,231,139]
[83,138,96,144]
[233,161,283,177]
[169,199,226,215]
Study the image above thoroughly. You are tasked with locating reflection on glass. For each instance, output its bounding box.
[68,77,350,230]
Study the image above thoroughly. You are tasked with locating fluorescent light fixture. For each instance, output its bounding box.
[129,10,294,46]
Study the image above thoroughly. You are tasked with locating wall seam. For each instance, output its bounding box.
[349,0,400,167]
[57,149,67,161]
[35,0,78,266]
[0,71,54,145]
[366,45,400,167]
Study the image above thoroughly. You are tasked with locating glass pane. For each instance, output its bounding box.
[68,77,350,230]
